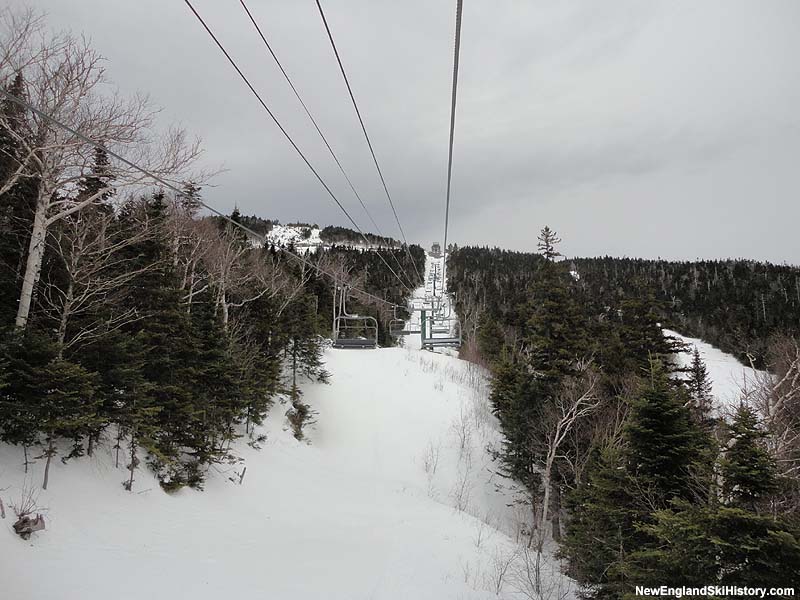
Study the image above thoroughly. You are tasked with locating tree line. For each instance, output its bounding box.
[447,228,800,595]
[570,255,800,368]
[318,225,401,248]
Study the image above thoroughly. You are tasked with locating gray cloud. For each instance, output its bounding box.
[16,0,800,263]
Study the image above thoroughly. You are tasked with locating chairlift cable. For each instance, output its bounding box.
[183,0,413,294]
[314,0,424,286]
[441,0,464,292]
[237,0,418,291]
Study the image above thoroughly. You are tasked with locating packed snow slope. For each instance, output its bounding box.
[667,329,764,415]
[1,257,571,600]
[264,223,322,251]
[257,224,399,253]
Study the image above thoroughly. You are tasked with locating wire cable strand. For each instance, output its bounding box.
[313,0,424,285]
[237,0,417,291]
[442,0,464,290]
[183,0,412,294]
[0,88,404,310]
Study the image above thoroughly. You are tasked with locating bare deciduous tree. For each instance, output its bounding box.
[509,544,573,600]
[745,335,800,511]
[0,7,44,75]
[0,11,204,329]
[39,206,156,356]
[533,364,600,545]
[172,208,213,314]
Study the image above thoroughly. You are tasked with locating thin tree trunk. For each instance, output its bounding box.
[115,426,123,468]
[127,430,137,491]
[551,484,562,542]
[16,187,49,329]
[217,287,229,329]
[539,451,554,537]
[186,263,196,314]
[56,280,75,358]
[292,344,298,395]
[42,437,54,490]
[332,281,337,339]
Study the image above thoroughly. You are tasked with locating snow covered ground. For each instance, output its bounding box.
[257,224,398,254]
[0,256,572,600]
[265,223,322,251]
[667,329,764,416]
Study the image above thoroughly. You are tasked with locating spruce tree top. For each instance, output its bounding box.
[537,226,562,262]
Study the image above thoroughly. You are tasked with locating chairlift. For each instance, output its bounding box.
[389,320,407,337]
[389,305,421,337]
[388,306,406,338]
[432,295,452,319]
[332,285,378,349]
[420,309,462,350]
[431,320,451,334]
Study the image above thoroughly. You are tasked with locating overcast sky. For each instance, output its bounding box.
[17,0,800,263]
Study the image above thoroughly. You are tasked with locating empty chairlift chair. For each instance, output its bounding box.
[389,319,407,338]
[332,285,378,349]
[388,304,406,338]
[420,309,462,350]
[389,306,421,338]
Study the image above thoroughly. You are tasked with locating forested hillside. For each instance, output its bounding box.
[449,247,800,369]
[230,213,278,237]
[572,256,800,368]
[319,225,400,247]
[216,218,405,251]
[447,230,800,594]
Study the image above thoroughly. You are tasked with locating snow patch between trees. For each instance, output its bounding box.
[667,329,765,415]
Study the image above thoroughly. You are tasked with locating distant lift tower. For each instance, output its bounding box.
[430,242,442,258]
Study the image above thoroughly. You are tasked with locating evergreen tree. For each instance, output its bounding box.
[616,295,678,372]
[178,181,202,215]
[238,291,284,434]
[476,313,504,363]
[0,331,48,471]
[77,146,113,203]
[35,358,101,489]
[537,226,562,262]
[186,295,240,487]
[445,243,800,593]
[628,503,800,588]
[502,249,589,484]
[721,405,779,511]
[687,346,714,426]
[2,329,102,487]
[562,446,638,599]
[280,294,330,440]
[120,192,199,490]
[625,360,704,505]
[488,351,530,481]
[564,367,715,598]
[523,266,588,383]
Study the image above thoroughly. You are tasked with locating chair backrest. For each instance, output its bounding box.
[332,285,378,349]
[333,315,378,349]
[420,310,462,350]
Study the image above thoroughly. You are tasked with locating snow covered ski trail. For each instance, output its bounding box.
[1,254,571,599]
